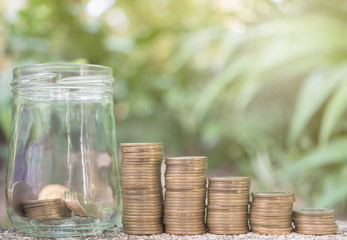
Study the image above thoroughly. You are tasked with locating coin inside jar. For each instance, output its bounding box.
[38,184,69,200]
[10,181,36,217]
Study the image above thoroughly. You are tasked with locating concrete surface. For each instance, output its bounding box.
[0,221,346,240]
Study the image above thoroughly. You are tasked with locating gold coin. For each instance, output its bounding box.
[165,165,207,170]
[38,184,69,200]
[251,221,292,227]
[165,181,206,186]
[208,176,250,181]
[120,142,163,147]
[123,195,162,200]
[121,162,162,167]
[208,182,250,191]
[208,221,249,225]
[164,208,205,213]
[293,208,334,216]
[164,225,206,230]
[164,219,205,224]
[122,219,162,224]
[250,206,293,211]
[121,145,163,153]
[295,229,337,235]
[207,211,248,216]
[294,223,337,229]
[250,212,292,218]
[22,198,71,220]
[123,210,163,215]
[208,192,250,197]
[123,222,163,227]
[166,156,207,161]
[208,229,249,235]
[293,219,336,225]
[165,228,206,232]
[121,180,161,185]
[166,160,207,165]
[123,230,164,235]
[165,169,206,173]
[123,152,164,158]
[207,212,248,217]
[121,165,161,170]
[122,189,162,194]
[252,191,295,201]
[63,191,101,218]
[10,181,36,217]
[251,226,293,234]
[251,202,293,207]
[165,194,206,198]
[165,176,206,180]
[208,189,250,194]
[164,212,205,217]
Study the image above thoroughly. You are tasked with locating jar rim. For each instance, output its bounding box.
[13,63,113,79]
[12,63,114,96]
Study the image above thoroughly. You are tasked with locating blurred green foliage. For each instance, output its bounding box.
[1,0,347,223]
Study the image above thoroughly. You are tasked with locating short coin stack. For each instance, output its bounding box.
[120,143,164,235]
[21,199,71,220]
[293,208,338,235]
[63,191,102,218]
[207,177,251,234]
[250,191,295,235]
[164,156,207,235]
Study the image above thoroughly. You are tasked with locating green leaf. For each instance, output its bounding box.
[320,75,347,145]
[192,57,248,120]
[315,165,347,208]
[282,137,347,178]
[0,104,12,140]
[288,70,340,145]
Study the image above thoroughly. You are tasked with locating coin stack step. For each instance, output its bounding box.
[164,156,207,235]
[250,191,295,235]
[293,208,338,235]
[120,143,164,235]
[21,199,71,220]
[207,177,251,234]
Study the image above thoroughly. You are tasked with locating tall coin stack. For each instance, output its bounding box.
[120,143,164,235]
[164,156,207,235]
[207,177,251,234]
[250,191,295,235]
[293,208,338,235]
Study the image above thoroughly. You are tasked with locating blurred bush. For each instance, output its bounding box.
[0,0,347,224]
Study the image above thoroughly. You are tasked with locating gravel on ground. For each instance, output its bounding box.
[1,221,346,240]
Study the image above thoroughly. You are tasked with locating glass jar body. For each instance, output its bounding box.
[6,64,121,237]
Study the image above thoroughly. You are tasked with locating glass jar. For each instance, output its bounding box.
[6,63,121,237]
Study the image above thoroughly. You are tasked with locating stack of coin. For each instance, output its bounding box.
[207,177,251,234]
[293,208,337,235]
[120,143,164,235]
[250,191,295,235]
[21,199,71,220]
[164,156,207,235]
[63,191,102,218]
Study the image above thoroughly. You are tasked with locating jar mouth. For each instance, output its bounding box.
[12,63,114,94]
[13,63,112,78]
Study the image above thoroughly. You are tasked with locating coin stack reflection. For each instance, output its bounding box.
[250,191,295,235]
[164,156,207,235]
[207,177,250,234]
[120,143,164,235]
[293,208,337,235]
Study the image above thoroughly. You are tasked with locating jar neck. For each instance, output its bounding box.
[12,64,115,100]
